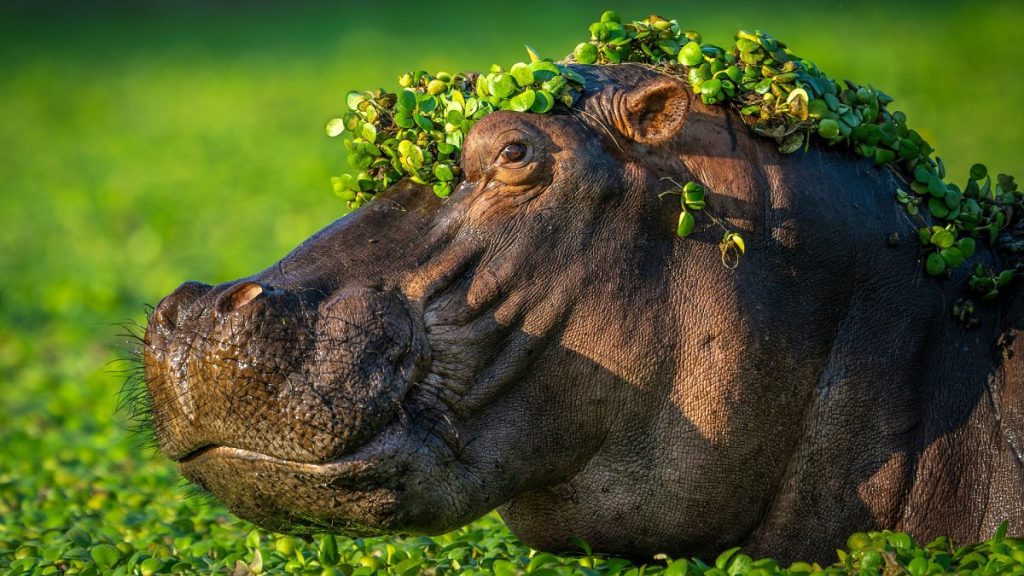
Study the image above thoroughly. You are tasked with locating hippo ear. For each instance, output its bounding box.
[620,75,691,146]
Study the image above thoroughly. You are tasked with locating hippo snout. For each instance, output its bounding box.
[151,280,214,331]
[143,278,429,467]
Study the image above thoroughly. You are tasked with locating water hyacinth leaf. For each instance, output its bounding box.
[433,164,454,182]
[415,113,433,132]
[678,41,703,66]
[930,228,956,248]
[360,122,377,143]
[677,210,696,237]
[394,111,415,129]
[489,74,517,98]
[874,148,895,166]
[807,98,829,118]
[530,90,555,113]
[928,174,947,198]
[90,544,121,570]
[656,39,678,56]
[959,237,976,258]
[325,118,346,137]
[530,60,561,81]
[779,132,804,154]
[970,163,988,180]
[700,78,722,98]
[940,247,965,269]
[397,89,417,112]
[346,91,368,110]
[786,88,809,120]
[510,62,535,87]
[418,93,438,113]
[683,182,706,210]
[926,252,946,276]
[433,182,452,198]
[509,89,536,112]
[818,119,840,139]
[602,45,622,63]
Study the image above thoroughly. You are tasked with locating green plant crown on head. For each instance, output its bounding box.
[327,11,1021,320]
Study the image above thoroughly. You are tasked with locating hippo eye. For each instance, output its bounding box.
[500,142,527,164]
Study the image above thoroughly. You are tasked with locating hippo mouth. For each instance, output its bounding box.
[174,417,421,534]
[141,272,441,533]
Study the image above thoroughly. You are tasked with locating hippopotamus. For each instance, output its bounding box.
[142,63,1024,563]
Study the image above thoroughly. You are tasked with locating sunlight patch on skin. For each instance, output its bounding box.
[858,451,908,528]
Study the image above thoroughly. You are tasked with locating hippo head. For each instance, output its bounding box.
[143,63,897,558]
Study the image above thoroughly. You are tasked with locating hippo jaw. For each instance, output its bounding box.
[142,263,452,534]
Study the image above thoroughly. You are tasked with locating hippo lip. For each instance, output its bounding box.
[181,446,374,475]
[177,419,405,476]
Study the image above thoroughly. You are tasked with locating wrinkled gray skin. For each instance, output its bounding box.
[143,64,1024,563]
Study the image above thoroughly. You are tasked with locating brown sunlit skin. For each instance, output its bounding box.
[142,64,1024,563]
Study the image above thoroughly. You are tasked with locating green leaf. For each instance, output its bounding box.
[433,164,454,182]
[346,91,367,110]
[394,111,415,129]
[926,252,946,276]
[970,163,988,181]
[325,118,346,137]
[725,232,745,254]
[574,42,598,65]
[998,270,1015,287]
[318,535,339,566]
[530,60,561,81]
[715,547,742,570]
[818,119,840,140]
[488,73,517,98]
[779,132,804,154]
[914,164,933,184]
[677,210,696,237]
[568,536,592,557]
[958,237,976,258]
[359,122,377,143]
[908,556,929,576]
[928,174,947,198]
[396,89,417,112]
[432,182,452,198]
[874,148,895,166]
[684,183,706,210]
[930,228,956,248]
[700,78,723,98]
[509,89,536,112]
[928,197,950,219]
[530,90,555,113]
[414,113,433,132]
[940,247,965,269]
[601,10,621,23]
[658,39,680,56]
[509,62,535,87]
[678,41,704,66]
[90,545,121,570]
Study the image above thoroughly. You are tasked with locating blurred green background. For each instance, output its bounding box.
[1,0,1022,573]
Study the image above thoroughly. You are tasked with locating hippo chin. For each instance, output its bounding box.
[142,64,1024,563]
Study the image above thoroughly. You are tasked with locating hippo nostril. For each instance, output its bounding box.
[217,282,265,313]
[152,280,212,331]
